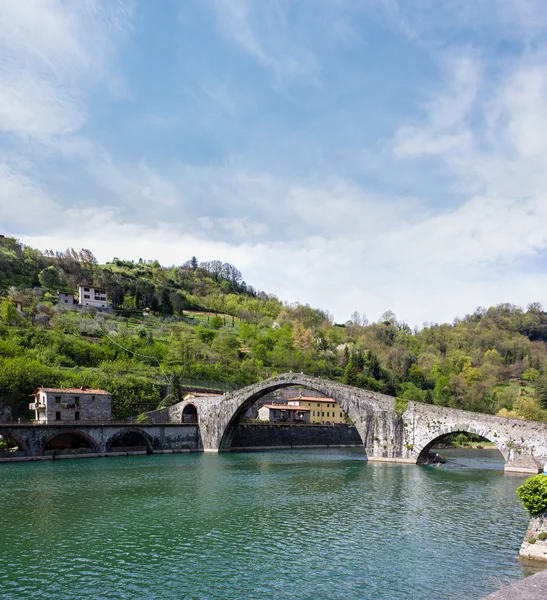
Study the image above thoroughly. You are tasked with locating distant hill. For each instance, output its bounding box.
[2,235,547,424]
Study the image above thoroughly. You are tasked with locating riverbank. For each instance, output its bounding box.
[435,441,496,449]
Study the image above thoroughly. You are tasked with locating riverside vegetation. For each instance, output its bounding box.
[3,235,547,422]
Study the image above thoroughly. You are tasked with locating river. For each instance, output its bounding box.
[0,448,539,599]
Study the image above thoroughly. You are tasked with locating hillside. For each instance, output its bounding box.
[2,235,547,423]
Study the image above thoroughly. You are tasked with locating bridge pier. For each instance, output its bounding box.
[504,455,543,474]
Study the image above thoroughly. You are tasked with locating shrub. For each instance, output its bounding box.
[527,538,537,544]
[394,396,408,418]
[538,532,547,541]
[210,315,223,329]
[516,474,547,516]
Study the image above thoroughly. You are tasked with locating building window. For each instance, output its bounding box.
[84,287,89,292]
[74,396,80,406]
[64,299,68,303]
[75,411,80,421]
[84,294,90,299]
[327,412,330,417]
[322,412,324,417]
[55,396,61,403]
[317,403,320,407]
[56,412,61,421]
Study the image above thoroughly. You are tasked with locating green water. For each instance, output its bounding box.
[0,449,537,599]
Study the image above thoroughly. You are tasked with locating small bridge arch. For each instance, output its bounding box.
[107,428,153,454]
[182,403,198,424]
[0,430,29,455]
[41,430,100,455]
[414,424,508,464]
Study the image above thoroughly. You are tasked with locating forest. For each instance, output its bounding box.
[2,234,547,422]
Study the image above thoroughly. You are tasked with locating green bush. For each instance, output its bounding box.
[210,315,223,329]
[516,474,547,516]
[538,532,547,541]
[394,396,408,418]
[527,538,537,544]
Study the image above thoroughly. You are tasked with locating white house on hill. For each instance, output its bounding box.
[78,285,108,309]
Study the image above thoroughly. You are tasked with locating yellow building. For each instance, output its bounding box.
[287,395,347,424]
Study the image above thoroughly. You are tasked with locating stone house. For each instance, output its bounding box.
[29,387,112,424]
[57,291,75,306]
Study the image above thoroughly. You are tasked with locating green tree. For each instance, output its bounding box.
[196,324,217,344]
[210,315,223,329]
[38,266,60,289]
[523,368,540,382]
[344,360,358,386]
[0,300,20,325]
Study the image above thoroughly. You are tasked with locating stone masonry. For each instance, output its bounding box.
[519,513,547,562]
[164,373,547,470]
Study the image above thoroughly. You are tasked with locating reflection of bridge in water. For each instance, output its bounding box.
[2,374,547,473]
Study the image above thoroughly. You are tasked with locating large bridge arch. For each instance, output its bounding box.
[211,374,395,452]
[414,424,509,464]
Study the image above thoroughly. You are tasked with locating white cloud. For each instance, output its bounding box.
[218,217,268,237]
[6,0,547,327]
[0,0,132,138]
[208,0,319,84]
[393,55,479,158]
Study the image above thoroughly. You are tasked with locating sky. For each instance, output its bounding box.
[2,0,547,326]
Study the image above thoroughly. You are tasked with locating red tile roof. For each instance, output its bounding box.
[261,404,311,411]
[288,397,337,403]
[30,387,111,396]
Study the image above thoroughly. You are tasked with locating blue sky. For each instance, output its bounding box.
[2,0,547,326]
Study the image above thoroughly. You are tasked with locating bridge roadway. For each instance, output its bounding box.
[2,374,547,472]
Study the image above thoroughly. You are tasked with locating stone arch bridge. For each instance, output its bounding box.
[0,423,201,462]
[2,374,547,472]
[152,373,547,472]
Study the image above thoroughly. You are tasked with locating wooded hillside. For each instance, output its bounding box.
[2,235,547,422]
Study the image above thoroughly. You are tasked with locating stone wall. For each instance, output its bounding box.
[230,424,362,450]
[520,514,547,562]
